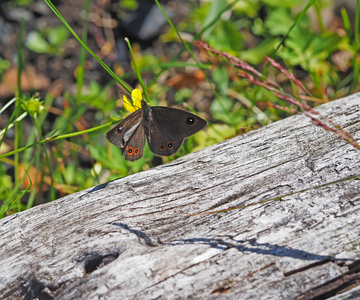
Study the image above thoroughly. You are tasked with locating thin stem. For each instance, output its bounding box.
[76,0,91,100]
[124,37,149,102]
[15,18,25,211]
[0,122,112,160]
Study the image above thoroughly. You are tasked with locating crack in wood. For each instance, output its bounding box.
[200,174,360,215]
[134,251,223,296]
[283,259,332,276]
[76,248,123,274]
[295,260,360,300]
[19,276,60,300]
[210,285,232,294]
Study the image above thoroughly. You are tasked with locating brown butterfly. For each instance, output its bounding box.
[106,97,206,161]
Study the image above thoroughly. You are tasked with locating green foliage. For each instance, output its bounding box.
[262,0,303,7]
[280,30,344,84]
[8,0,33,6]
[26,26,69,55]
[209,18,244,53]
[0,164,13,201]
[209,97,231,121]
[119,0,139,10]
[0,58,11,78]
[174,88,192,104]
[195,124,236,147]
[79,81,117,111]
[240,38,281,64]
[21,95,44,118]
[135,52,163,74]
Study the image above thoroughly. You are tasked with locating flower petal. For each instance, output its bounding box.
[131,89,143,110]
[123,94,136,113]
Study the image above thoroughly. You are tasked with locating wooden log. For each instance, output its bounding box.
[1,93,360,300]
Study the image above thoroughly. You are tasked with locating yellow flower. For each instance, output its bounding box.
[123,88,143,113]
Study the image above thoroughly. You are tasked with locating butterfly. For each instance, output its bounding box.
[106,89,206,161]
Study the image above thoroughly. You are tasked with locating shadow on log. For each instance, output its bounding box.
[1,93,360,299]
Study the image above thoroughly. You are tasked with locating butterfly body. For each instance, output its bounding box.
[106,100,206,161]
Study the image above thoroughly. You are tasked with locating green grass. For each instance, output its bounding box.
[0,0,359,218]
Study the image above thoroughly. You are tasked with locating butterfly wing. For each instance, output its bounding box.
[148,107,206,156]
[106,109,145,161]
[120,124,145,161]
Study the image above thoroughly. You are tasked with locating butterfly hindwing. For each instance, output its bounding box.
[147,123,183,156]
[147,107,206,156]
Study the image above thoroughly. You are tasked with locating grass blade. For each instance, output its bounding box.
[43,0,131,93]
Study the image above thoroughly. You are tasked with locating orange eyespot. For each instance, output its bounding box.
[125,146,133,155]
[134,148,139,155]
[159,144,166,151]
[167,142,174,150]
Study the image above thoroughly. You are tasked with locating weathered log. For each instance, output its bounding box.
[1,93,360,300]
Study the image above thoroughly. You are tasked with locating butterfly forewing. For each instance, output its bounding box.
[151,107,206,138]
[106,109,145,161]
[121,124,145,161]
